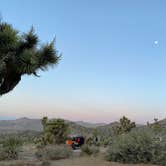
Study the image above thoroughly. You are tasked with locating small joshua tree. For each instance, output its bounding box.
[113,116,136,135]
[40,117,69,145]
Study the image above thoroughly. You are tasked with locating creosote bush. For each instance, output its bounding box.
[41,160,51,166]
[36,145,72,160]
[105,128,166,166]
[81,144,99,156]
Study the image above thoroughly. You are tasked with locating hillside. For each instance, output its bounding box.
[158,119,166,126]
[75,121,106,128]
[0,117,152,136]
[0,118,42,133]
[0,118,105,136]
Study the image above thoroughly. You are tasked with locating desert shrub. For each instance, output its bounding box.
[0,136,23,160]
[100,136,112,146]
[105,128,166,165]
[3,136,23,147]
[152,138,166,166]
[36,145,72,160]
[41,160,51,166]
[0,148,7,160]
[81,144,99,156]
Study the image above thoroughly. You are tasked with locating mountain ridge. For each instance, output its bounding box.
[0,117,164,135]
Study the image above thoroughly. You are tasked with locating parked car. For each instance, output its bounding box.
[66,135,85,150]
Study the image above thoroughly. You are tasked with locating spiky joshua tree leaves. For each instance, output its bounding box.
[0,21,60,95]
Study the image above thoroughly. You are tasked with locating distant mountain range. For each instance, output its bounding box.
[0,117,107,135]
[74,121,106,128]
[0,118,42,134]
[0,117,164,136]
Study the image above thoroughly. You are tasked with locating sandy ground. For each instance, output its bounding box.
[0,156,157,166]
[0,145,157,166]
[51,156,157,166]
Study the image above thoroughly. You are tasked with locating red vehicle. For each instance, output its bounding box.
[66,135,85,149]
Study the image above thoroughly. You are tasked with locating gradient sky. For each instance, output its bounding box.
[0,0,166,124]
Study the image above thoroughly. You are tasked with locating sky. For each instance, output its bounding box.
[0,0,166,124]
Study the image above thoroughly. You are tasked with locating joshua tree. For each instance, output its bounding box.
[0,21,60,96]
[40,117,69,145]
[113,116,136,135]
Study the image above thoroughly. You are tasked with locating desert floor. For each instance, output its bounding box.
[0,157,157,166]
[0,145,157,166]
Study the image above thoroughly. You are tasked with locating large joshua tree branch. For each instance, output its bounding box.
[0,22,60,96]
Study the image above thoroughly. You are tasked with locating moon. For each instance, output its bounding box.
[154,40,159,45]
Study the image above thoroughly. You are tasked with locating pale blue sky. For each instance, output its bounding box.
[0,0,166,123]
